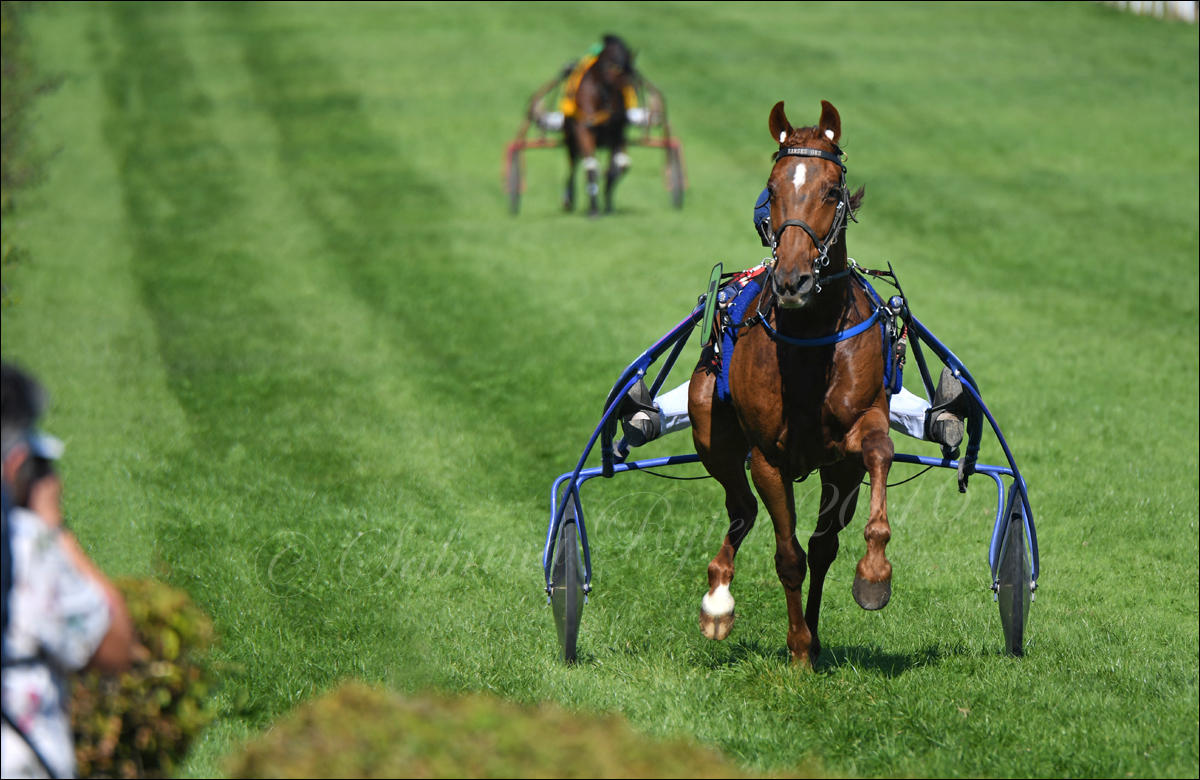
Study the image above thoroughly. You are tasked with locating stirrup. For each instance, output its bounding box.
[924,367,967,459]
[619,378,661,448]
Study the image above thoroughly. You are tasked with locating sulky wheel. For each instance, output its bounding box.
[996,500,1032,657]
[550,500,585,663]
[507,149,523,215]
[667,145,684,209]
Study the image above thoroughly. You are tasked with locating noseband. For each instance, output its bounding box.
[765,146,856,295]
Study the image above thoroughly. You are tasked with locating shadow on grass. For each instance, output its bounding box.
[686,638,971,678]
[817,643,964,677]
[695,637,793,669]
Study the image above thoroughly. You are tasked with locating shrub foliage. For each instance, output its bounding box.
[230,681,766,779]
[72,578,216,779]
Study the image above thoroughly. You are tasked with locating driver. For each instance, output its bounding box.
[619,191,969,456]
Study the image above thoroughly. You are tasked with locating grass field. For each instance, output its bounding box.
[2,1,1197,776]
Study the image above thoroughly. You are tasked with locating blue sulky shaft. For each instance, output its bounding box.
[543,306,702,593]
[544,303,1039,601]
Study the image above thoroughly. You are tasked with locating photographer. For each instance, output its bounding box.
[2,363,133,779]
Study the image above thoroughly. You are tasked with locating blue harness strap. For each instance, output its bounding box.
[758,305,880,347]
[856,275,904,394]
[716,272,900,403]
[716,277,762,403]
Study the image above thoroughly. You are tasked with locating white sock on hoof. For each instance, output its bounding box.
[701,584,735,616]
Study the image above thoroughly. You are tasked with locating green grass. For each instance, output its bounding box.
[2,1,1196,776]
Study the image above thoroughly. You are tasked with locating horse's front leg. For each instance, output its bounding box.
[604,143,630,213]
[749,450,813,666]
[850,407,895,610]
[691,370,757,641]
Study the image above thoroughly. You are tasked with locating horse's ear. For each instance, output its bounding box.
[818,100,841,145]
[769,101,794,145]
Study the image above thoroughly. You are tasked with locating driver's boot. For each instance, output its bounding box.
[924,367,969,459]
[619,378,661,448]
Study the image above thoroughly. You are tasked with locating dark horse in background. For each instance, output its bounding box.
[563,35,635,216]
[688,101,889,668]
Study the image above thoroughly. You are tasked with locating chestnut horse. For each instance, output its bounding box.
[563,35,635,216]
[688,100,890,667]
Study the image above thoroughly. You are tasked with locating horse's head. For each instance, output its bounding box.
[596,34,635,88]
[765,100,861,310]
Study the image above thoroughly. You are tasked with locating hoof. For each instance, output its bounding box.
[853,576,892,611]
[699,609,735,640]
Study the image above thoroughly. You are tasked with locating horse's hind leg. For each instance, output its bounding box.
[850,408,895,610]
[563,123,578,211]
[805,460,865,663]
[604,143,630,213]
[690,370,756,641]
[564,159,577,212]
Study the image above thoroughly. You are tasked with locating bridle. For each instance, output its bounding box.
[743,143,882,348]
[763,145,857,296]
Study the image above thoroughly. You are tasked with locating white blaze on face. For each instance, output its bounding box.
[701,584,735,616]
[792,161,807,192]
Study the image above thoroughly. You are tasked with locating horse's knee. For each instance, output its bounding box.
[861,429,894,472]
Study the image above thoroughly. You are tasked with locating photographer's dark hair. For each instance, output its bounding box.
[1,362,46,461]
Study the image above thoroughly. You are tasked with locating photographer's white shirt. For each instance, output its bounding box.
[2,507,110,779]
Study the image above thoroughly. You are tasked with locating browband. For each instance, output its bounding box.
[772,146,846,171]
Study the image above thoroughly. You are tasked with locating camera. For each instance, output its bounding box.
[13,454,56,508]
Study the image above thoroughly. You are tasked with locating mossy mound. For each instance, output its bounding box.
[230,681,767,779]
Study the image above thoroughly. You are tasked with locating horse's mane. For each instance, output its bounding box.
[780,124,865,215]
[599,34,633,72]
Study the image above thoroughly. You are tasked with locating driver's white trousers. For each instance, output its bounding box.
[652,381,930,441]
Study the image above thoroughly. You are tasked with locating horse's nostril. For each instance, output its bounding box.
[774,269,814,299]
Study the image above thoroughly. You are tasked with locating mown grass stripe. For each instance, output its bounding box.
[3,2,1194,777]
